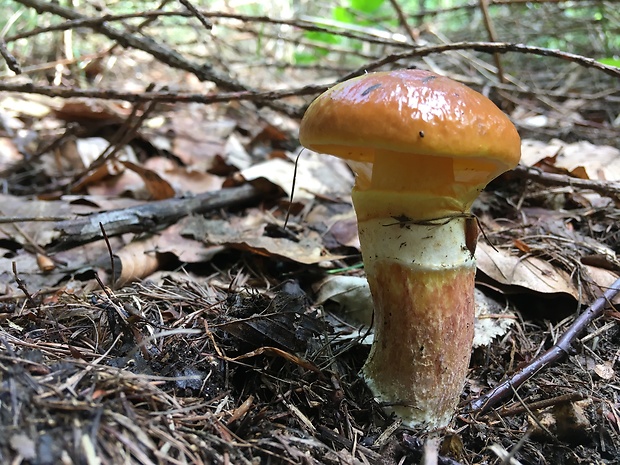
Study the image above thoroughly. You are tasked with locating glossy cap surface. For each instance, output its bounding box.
[299,69,521,180]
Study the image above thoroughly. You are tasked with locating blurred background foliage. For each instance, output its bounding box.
[2,0,618,73]
[1,0,618,134]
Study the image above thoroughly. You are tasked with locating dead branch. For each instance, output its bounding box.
[1,41,618,121]
[469,276,620,414]
[478,0,506,83]
[343,41,620,81]
[513,165,620,199]
[5,10,405,48]
[0,38,21,74]
[0,81,325,104]
[12,0,298,117]
[178,0,213,31]
[47,183,274,253]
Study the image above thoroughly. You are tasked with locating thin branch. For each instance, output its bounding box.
[178,0,213,30]
[0,81,325,110]
[4,9,403,49]
[469,276,620,413]
[0,41,617,120]
[12,0,297,116]
[478,0,505,83]
[387,0,418,44]
[0,38,21,74]
[342,41,620,81]
[512,164,620,199]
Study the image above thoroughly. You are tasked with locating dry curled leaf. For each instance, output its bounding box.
[114,236,162,287]
[476,242,578,298]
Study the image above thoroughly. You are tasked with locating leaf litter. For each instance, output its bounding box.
[2,58,620,465]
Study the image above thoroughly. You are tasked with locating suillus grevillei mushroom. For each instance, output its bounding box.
[299,69,521,428]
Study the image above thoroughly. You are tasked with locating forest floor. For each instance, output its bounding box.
[2,4,620,464]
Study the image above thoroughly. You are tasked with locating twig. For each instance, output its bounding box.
[496,392,586,417]
[99,222,116,290]
[13,0,297,116]
[178,0,212,30]
[11,262,38,308]
[0,37,21,74]
[0,81,325,105]
[5,10,404,48]
[387,0,418,43]
[469,276,620,413]
[512,164,620,199]
[47,183,273,252]
[342,41,620,81]
[478,0,505,83]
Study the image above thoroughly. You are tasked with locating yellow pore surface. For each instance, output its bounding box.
[348,148,502,221]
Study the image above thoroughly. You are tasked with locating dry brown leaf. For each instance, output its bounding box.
[157,221,224,263]
[473,289,516,347]
[476,242,578,298]
[305,205,359,249]
[143,157,224,194]
[594,361,615,380]
[521,139,620,181]
[315,276,373,326]
[171,115,237,169]
[579,264,620,301]
[186,214,344,265]
[84,167,159,198]
[114,236,162,287]
[53,99,129,122]
[36,254,55,272]
[121,160,175,200]
[0,137,22,170]
[239,151,354,201]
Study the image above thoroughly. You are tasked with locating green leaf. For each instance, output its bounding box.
[294,52,318,65]
[332,6,355,24]
[350,0,385,14]
[304,30,342,45]
[599,57,620,68]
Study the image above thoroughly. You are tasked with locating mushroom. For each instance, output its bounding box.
[299,69,521,428]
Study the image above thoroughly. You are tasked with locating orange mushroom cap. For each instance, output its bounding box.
[299,70,521,216]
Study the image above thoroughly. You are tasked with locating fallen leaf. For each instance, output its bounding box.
[53,99,129,122]
[594,361,615,380]
[473,288,516,348]
[521,139,620,181]
[239,151,353,201]
[143,156,224,194]
[476,242,577,298]
[114,236,163,287]
[182,208,344,265]
[315,275,373,326]
[170,115,237,169]
[157,221,224,263]
[0,137,22,170]
[122,160,175,200]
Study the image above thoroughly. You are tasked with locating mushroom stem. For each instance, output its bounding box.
[354,211,475,428]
